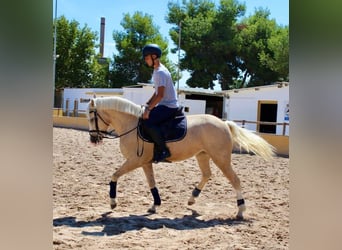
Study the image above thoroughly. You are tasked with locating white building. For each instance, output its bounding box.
[62,88,123,114]
[223,82,289,135]
[123,83,208,116]
[61,82,289,135]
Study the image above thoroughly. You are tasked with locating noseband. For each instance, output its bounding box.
[88,110,116,143]
[88,110,138,143]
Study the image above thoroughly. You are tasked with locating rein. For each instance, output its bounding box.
[88,110,114,138]
[89,110,138,139]
[89,110,144,156]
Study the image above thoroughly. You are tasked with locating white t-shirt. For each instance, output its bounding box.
[152,63,179,108]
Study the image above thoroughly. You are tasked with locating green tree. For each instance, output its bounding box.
[210,0,246,89]
[90,57,111,88]
[167,1,289,89]
[54,16,106,90]
[260,25,289,81]
[110,11,178,87]
[167,0,245,90]
[234,8,289,87]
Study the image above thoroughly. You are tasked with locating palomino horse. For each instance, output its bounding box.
[87,96,275,219]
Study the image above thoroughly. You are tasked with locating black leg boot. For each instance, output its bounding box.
[145,126,170,163]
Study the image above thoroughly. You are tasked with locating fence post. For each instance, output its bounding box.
[73,99,78,117]
[65,99,69,116]
[282,122,286,135]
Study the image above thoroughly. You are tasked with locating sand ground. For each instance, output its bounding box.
[53,127,289,249]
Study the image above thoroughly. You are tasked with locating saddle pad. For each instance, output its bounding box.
[138,116,187,143]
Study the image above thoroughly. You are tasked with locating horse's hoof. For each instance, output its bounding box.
[147,207,156,214]
[110,198,116,209]
[188,200,195,205]
[147,205,157,214]
[236,214,244,220]
[188,197,195,205]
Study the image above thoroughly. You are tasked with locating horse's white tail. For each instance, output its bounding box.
[226,121,276,161]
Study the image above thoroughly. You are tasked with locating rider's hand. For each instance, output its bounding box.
[143,108,150,120]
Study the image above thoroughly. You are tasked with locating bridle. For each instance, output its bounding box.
[88,109,138,143]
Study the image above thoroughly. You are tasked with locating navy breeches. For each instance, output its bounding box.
[143,105,178,127]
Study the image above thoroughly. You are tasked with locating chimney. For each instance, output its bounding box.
[100,17,105,57]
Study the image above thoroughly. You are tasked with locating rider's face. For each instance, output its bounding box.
[144,55,153,66]
[144,54,156,67]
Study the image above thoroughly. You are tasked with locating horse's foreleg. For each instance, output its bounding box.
[188,152,212,205]
[142,163,160,213]
[109,181,117,209]
[109,159,140,210]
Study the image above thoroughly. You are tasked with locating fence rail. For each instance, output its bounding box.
[53,108,87,117]
[233,120,289,136]
[53,108,289,136]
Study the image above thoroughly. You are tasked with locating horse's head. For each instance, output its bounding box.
[87,99,112,144]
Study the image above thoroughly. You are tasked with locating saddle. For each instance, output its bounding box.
[138,106,187,143]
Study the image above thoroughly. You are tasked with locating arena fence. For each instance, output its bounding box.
[233,120,289,136]
[53,109,289,157]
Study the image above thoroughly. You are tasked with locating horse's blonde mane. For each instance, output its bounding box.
[94,96,142,117]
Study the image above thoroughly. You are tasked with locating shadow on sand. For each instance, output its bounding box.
[53,209,252,236]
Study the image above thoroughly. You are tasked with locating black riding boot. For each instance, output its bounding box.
[144,126,171,163]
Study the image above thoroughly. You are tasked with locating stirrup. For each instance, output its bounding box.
[153,149,171,163]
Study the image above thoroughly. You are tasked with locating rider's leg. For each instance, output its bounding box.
[143,106,176,163]
[143,125,170,162]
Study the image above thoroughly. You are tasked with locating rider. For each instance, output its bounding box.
[142,44,179,163]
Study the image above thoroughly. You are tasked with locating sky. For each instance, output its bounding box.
[53,0,289,89]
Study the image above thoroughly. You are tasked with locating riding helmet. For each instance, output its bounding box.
[142,44,162,59]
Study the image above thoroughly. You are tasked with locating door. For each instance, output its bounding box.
[258,101,278,134]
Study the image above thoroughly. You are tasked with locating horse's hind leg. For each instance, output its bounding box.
[188,152,212,205]
[211,154,246,220]
[142,163,161,214]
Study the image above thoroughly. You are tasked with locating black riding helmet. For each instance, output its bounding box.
[142,44,162,59]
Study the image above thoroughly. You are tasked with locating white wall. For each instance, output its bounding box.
[63,86,206,116]
[225,84,289,135]
[123,86,206,115]
[61,84,289,135]
[122,86,155,106]
[178,97,206,115]
[63,88,123,113]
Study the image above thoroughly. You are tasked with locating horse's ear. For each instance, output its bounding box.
[90,99,95,107]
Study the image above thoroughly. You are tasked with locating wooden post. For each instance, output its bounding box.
[73,99,78,117]
[282,122,286,135]
[65,99,69,116]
